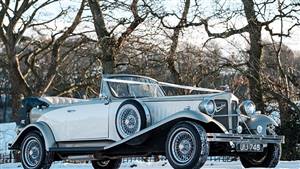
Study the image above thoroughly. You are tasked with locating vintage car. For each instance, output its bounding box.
[9,74,284,169]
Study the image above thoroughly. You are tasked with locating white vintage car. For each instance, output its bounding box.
[9,74,284,169]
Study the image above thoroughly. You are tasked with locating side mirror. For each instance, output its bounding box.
[99,94,110,105]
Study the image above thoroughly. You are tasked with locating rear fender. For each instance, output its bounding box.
[9,121,56,151]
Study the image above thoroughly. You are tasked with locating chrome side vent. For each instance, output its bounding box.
[232,101,238,133]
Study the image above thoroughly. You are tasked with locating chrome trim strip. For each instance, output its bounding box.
[213,114,240,117]
[206,133,285,144]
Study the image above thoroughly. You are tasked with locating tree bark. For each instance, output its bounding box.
[167,0,190,85]
[0,0,85,122]
[101,38,117,74]
[242,0,264,111]
[7,46,31,122]
[88,0,116,74]
[167,28,182,85]
[88,0,145,74]
[247,28,264,111]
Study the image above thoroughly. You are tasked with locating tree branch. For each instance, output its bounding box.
[39,0,86,94]
[117,0,146,48]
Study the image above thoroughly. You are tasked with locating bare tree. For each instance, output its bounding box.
[88,0,148,74]
[0,0,86,121]
[201,0,300,159]
[203,0,300,111]
[143,0,208,85]
[165,0,191,85]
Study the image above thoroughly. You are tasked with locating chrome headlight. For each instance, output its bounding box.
[199,99,216,115]
[238,100,256,116]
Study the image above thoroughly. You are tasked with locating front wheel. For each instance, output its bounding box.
[91,159,122,169]
[239,143,281,168]
[20,132,53,169]
[166,122,209,169]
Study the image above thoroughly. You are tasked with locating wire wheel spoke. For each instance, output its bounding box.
[24,138,42,167]
[117,104,141,138]
[171,129,196,164]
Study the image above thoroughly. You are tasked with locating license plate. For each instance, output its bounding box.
[237,143,263,152]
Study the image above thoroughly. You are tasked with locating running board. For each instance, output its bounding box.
[49,147,104,154]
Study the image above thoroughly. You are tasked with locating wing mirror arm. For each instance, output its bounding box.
[99,94,111,105]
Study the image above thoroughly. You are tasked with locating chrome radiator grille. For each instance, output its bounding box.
[214,100,229,129]
[214,100,239,133]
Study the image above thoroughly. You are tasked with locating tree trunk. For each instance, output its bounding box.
[88,0,116,74]
[101,38,117,74]
[8,53,29,122]
[7,47,31,122]
[242,0,264,111]
[248,27,264,111]
[167,28,182,85]
[166,0,190,85]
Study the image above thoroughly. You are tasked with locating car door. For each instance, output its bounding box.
[65,100,109,141]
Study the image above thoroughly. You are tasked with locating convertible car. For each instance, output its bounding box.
[9,74,284,169]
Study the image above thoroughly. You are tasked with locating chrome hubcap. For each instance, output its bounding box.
[24,138,42,167]
[125,114,137,129]
[170,129,196,164]
[117,104,141,138]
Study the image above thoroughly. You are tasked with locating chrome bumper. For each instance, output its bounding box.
[207,133,285,144]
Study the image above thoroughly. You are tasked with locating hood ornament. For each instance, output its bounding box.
[216,103,226,112]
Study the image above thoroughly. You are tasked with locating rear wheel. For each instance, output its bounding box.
[91,159,122,169]
[21,132,53,169]
[166,122,209,169]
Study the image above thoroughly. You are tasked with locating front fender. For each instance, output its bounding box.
[168,110,228,133]
[9,121,56,151]
[104,110,227,150]
[246,114,278,135]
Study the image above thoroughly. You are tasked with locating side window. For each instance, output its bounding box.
[100,81,110,97]
[109,82,130,97]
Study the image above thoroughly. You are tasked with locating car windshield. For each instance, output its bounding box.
[107,76,164,98]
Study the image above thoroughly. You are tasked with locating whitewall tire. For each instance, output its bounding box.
[166,122,209,169]
[116,101,147,139]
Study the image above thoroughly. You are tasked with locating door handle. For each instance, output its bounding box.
[67,110,76,113]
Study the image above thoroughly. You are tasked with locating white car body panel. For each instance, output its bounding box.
[9,74,284,166]
[36,93,238,142]
[108,101,124,141]
[38,100,109,141]
[38,108,69,141]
